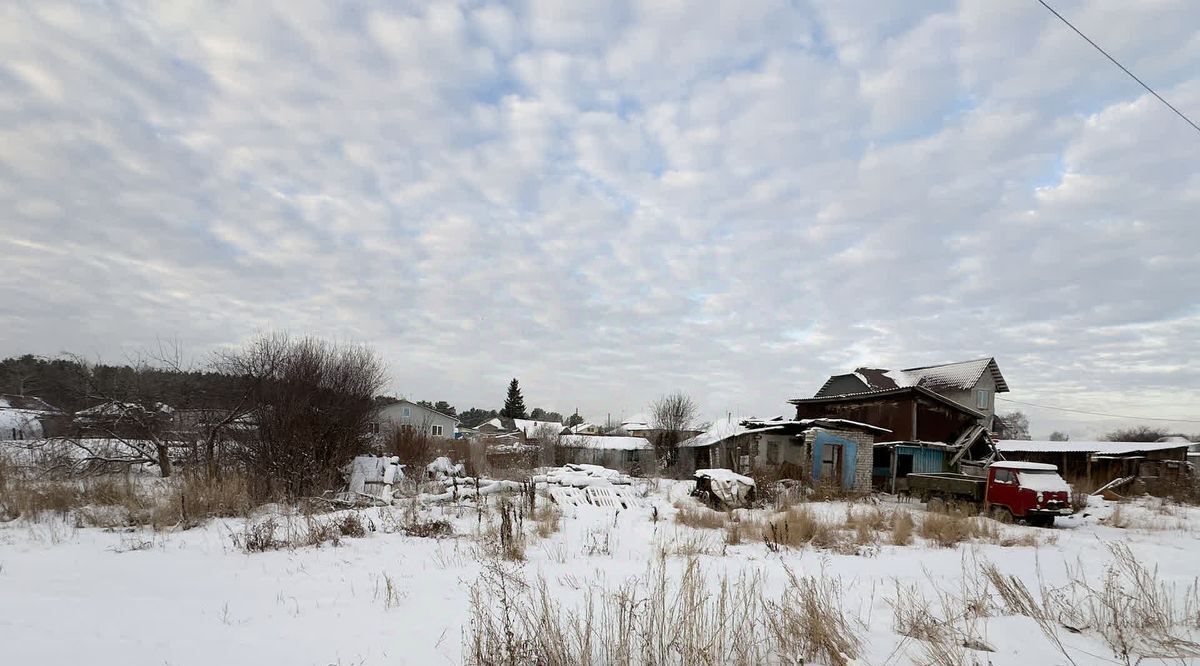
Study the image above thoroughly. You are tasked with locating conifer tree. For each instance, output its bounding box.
[500,378,527,419]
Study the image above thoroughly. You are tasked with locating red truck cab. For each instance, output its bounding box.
[984,461,1073,526]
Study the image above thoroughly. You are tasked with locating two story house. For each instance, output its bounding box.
[810,357,1009,431]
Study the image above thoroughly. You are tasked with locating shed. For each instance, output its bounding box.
[555,435,654,474]
[871,441,956,493]
[994,439,1191,492]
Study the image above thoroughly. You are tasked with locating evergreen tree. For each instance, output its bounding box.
[500,378,527,419]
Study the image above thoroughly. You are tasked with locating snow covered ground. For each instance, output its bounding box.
[1,481,1198,665]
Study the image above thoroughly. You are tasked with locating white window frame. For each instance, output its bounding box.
[430,424,444,436]
[975,389,990,409]
[402,406,411,418]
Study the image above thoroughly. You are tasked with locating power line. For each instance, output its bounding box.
[997,396,1200,424]
[1036,0,1200,135]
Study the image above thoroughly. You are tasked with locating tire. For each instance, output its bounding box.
[990,506,1012,524]
[927,497,946,513]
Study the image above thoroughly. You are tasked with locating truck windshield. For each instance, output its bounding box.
[1015,470,1070,492]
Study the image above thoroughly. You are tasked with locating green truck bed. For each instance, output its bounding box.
[906,472,986,503]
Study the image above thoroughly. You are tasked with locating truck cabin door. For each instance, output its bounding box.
[987,468,1020,515]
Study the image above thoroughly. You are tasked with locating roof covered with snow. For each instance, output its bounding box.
[480,417,563,433]
[741,417,892,435]
[814,357,1009,398]
[678,416,752,449]
[558,434,652,450]
[995,440,1191,456]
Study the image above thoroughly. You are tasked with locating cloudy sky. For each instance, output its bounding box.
[1,1,1198,437]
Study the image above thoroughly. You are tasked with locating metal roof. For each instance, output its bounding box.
[995,440,1190,456]
[791,385,985,419]
[815,357,1009,397]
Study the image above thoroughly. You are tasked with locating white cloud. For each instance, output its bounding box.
[0,1,1197,437]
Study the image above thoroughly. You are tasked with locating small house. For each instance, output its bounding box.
[374,399,459,439]
[476,417,563,441]
[677,416,890,491]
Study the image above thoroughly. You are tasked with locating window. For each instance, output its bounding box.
[975,389,990,409]
[402,406,411,418]
[430,424,444,437]
[625,449,639,465]
[993,469,1014,484]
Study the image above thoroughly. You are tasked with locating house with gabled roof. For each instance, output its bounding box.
[813,357,1009,431]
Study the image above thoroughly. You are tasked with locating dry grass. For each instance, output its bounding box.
[534,501,562,539]
[464,556,864,666]
[765,505,838,549]
[1,466,256,530]
[891,510,914,546]
[919,512,999,548]
[673,502,728,530]
[230,510,373,553]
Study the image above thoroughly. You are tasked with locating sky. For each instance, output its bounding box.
[1,1,1198,439]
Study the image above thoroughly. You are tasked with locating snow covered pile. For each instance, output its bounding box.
[693,468,757,508]
[535,463,633,488]
[425,456,465,481]
[339,455,404,504]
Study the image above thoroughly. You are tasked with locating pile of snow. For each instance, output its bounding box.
[421,477,524,502]
[535,463,632,487]
[425,456,465,481]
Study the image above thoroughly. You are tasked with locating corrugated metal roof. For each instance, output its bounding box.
[815,358,1009,397]
[995,440,1190,455]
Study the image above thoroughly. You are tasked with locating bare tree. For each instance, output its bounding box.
[218,334,387,499]
[649,390,698,469]
[1104,425,1171,442]
[997,411,1031,440]
[1048,431,1069,442]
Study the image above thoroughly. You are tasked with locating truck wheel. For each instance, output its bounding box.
[927,497,945,513]
[990,506,1012,524]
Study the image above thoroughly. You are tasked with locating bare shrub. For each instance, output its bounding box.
[234,516,281,552]
[334,511,368,538]
[218,334,387,500]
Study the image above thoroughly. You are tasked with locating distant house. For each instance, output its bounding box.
[611,413,702,443]
[374,400,459,439]
[676,416,890,491]
[74,400,173,439]
[476,417,563,441]
[561,421,604,435]
[555,434,654,473]
[0,394,64,440]
[813,357,1009,430]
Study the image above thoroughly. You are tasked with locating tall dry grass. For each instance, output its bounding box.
[464,556,864,666]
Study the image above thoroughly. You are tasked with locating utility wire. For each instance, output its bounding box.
[996,396,1200,423]
[1036,0,1200,135]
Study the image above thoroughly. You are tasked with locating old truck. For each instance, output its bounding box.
[907,461,1073,526]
